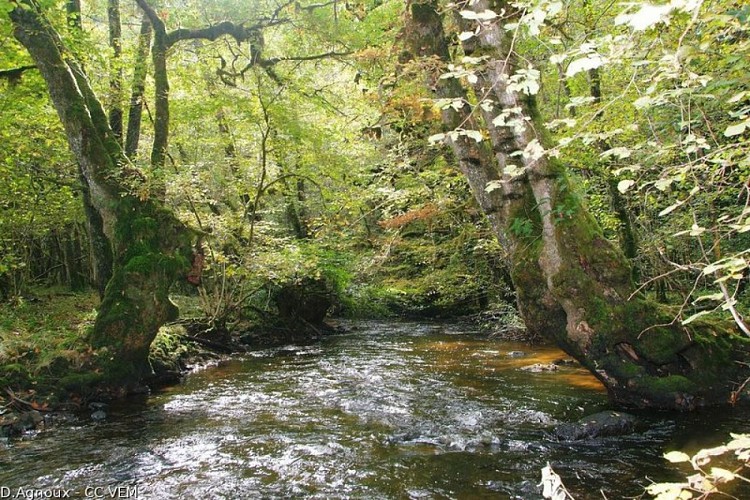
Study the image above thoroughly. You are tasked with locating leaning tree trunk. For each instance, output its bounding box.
[402,0,567,339]
[10,1,195,385]
[405,0,749,409]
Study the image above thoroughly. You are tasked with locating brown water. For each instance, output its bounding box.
[1,321,748,499]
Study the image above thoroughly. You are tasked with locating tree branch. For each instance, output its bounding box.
[0,65,37,83]
[166,20,284,47]
[260,50,353,66]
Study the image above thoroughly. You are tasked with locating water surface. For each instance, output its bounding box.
[1,321,748,498]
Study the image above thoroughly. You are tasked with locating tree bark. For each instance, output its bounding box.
[405,0,750,409]
[10,0,195,385]
[107,0,124,142]
[64,0,114,298]
[125,15,152,159]
[135,0,169,178]
[402,0,566,338]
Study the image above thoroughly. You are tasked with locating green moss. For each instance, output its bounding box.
[615,361,645,378]
[640,374,697,394]
[59,371,104,393]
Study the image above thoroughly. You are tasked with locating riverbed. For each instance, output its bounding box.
[1,321,748,498]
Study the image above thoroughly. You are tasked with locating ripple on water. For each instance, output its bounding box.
[1,321,749,499]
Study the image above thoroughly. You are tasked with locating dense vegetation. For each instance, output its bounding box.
[0,0,748,410]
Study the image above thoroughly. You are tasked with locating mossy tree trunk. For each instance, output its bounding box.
[10,0,195,384]
[405,0,750,409]
[402,0,567,338]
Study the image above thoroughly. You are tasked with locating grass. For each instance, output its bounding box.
[0,287,99,402]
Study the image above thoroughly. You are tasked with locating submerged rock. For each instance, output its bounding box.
[507,351,526,358]
[554,411,638,441]
[91,410,107,421]
[520,363,558,372]
[1,410,44,436]
[553,358,576,366]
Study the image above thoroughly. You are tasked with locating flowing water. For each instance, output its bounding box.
[1,321,749,499]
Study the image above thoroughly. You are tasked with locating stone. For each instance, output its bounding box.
[520,363,559,372]
[554,411,638,441]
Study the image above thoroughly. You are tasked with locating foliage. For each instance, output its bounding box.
[422,0,750,333]
[648,434,750,499]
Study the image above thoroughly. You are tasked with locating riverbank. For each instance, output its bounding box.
[1,288,526,438]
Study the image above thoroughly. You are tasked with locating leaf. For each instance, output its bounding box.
[459,9,498,21]
[615,4,672,31]
[601,147,631,159]
[727,91,748,104]
[617,179,636,193]
[427,133,445,145]
[681,310,711,325]
[724,121,749,137]
[539,463,567,500]
[463,129,484,142]
[646,482,691,500]
[634,96,652,109]
[664,451,691,463]
[485,180,504,193]
[522,139,545,161]
[659,199,684,217]
[458,31,475,41]
[693,293,724,303]
[654,178,673,191]
[710,467,736,482]
[505,164,525,177]
[550,53,566,65]
[566,54,606,77]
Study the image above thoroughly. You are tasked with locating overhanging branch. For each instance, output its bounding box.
[260,50,353,66]
[0,65,37,83]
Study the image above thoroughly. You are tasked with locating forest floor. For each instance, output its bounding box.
[0,289,225,434]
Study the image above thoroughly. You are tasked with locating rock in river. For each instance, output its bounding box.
[554,411,638,441]
[520,363,558,372]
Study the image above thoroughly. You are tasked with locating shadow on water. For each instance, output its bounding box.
[1,320,748,499]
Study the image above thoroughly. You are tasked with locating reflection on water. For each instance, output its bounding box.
[1,321,748,499]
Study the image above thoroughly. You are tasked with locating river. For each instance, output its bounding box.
[1,321,748,499]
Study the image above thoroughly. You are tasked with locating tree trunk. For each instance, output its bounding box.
[402,0,567,338]
[10,1,195,385]
[125,15,152,159]
[65,0,114,298]
[107,0,124,142]
[405,0,750,409]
